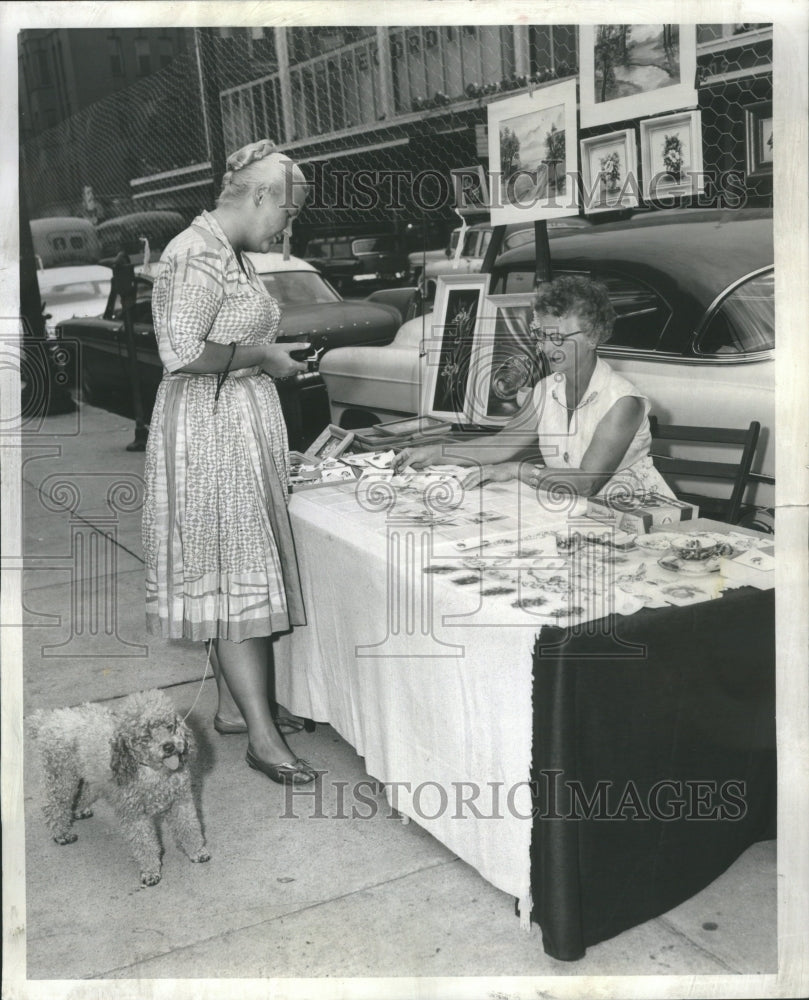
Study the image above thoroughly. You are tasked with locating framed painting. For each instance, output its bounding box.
[487,78,579,225]
[467,292,542,427]
[579,24,698,129]
[744,101,773,178]
[580,129,640,214]
[421,273,490,424]
[639,110,703,200]
[303,424,355,463]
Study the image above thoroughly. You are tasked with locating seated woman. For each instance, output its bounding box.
[393,274,674,500]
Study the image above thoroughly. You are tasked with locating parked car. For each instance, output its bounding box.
[38,265,113,338]
[320,208,775,520]
[55,252,404,451]
[303,234,408,294]
[407,218,594,300]
[96,211,186,264]
[30,217,101,269]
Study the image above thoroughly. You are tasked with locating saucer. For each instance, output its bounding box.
[658,554,721,576]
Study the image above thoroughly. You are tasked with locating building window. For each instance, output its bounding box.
[109,37,123,76]
[135,39,151,76]
[158,39,173,69]
[37,49,51,86]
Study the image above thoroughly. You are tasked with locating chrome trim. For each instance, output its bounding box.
[598,345,774,366]
[693,265,774,357]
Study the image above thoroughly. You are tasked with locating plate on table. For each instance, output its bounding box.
[635,535,676,553]
[658,553,721,576]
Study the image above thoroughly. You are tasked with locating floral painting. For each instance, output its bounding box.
[422,275,490,422]
[580,130,640,213]
[639,111,703,200]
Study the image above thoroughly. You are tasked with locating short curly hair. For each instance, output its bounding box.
[533,275,616,346]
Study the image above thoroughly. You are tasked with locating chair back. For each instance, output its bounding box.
[648,417,761,524]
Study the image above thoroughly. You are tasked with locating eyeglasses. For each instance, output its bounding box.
[529,325,587,346]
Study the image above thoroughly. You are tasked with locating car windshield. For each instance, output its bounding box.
[696,271,775,355]
[353,237,394,254]
[42,280,109,302]
[259,271,341,305]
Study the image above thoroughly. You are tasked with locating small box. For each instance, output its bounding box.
[585,491,698,534]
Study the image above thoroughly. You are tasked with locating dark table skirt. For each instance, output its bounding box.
[530,586,776,960]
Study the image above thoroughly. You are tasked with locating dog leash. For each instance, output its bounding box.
[178,642,213,726]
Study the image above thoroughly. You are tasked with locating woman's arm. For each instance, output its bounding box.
[177,341,311,379]
[392,393,539,472]
[464,396,645,496]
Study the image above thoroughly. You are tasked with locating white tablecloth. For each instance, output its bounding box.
[275,473,773,910]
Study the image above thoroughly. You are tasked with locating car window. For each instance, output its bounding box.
[306,242,327,258]
[590,271,671,351]
[448,230,461,253]
[259,271,341,305]
[494,269,671,350]
[70,236,86,250]
[478,230,493,258]
[353,237,394,254]
[696,270,774,355]
[503,229,534,252]
[461,229,480,256]
[45,281,108,300]
[331,242,353,259]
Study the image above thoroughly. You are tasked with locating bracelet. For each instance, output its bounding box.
[213,342,238,412]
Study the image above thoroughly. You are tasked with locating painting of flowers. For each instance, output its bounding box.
[639,111,703,200]
[580,130,640,214]
[422,275,490,422]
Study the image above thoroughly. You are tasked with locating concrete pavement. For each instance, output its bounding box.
[14,403,776,986]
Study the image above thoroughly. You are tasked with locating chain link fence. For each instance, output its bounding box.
[20,24,773,257]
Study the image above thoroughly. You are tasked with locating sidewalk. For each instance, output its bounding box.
[17,404,776,985]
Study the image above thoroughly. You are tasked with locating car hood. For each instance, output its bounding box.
[274,299,401,349]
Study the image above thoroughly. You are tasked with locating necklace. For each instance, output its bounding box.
[551,387,599,410]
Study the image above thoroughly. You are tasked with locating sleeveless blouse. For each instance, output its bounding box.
[532,358,675,499]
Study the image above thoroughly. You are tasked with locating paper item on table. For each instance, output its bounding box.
[729,547,775,572]
[343,450,397,469]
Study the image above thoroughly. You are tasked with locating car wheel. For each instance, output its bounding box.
[340,410,381,431]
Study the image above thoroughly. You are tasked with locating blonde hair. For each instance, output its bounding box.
[217,139,307,208]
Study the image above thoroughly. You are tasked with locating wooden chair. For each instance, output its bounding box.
[648,417,761,524]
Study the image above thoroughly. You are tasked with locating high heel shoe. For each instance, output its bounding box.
[245,746,319,785]
[213,714,248,735]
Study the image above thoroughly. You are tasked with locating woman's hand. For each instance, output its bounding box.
[392,442,443,473]
[461,462,518,490]
[261,343,310,379]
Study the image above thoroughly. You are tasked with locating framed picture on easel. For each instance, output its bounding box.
[421,273,490,424]
[467,292,542,427]
[487,78,579,226]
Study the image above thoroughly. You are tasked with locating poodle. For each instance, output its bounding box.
[31,688,210,886]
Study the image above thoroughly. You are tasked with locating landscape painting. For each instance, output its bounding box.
[579,24,697,128]
[488,79,579,224]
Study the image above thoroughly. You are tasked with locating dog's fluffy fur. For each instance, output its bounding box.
[31,688,210,886]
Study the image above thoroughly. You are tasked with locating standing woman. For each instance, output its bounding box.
[142,139,318,784]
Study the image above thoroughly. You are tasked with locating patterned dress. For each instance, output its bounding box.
[142,211,305,641]
[532,357,676,499]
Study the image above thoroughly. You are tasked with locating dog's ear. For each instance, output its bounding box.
[110,733,139,785]
[174,715,196,758]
